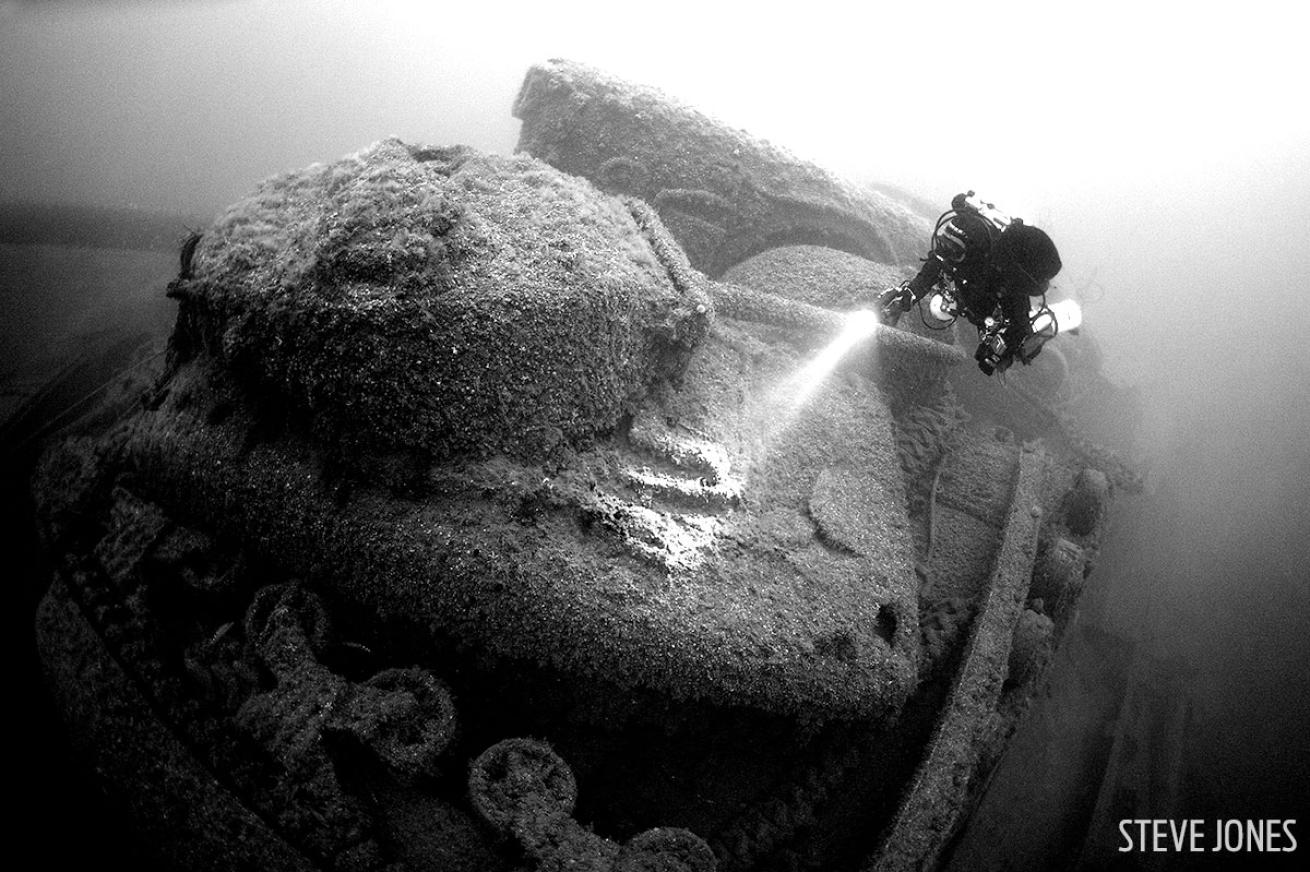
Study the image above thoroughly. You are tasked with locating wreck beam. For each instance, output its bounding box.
[869,445,1047,872]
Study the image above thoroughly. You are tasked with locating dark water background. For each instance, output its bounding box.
[3,1,1307,867]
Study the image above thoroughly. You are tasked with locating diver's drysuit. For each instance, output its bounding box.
[880,192,1063,374]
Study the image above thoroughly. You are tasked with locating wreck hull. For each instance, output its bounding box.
[112,348,921,721]
[22,60,1144,872]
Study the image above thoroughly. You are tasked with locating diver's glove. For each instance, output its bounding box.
[876,285,914,323]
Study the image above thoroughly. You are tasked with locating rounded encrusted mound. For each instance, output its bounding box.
[617,827,717,872]
[468,737,577,831]
[1030,537,1086,608]
[119,138,927,725]
[174,138,709,460]
[513,59,932,276]
[1007,608,1054,685]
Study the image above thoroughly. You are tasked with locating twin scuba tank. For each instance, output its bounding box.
[932,191,1012,270]
[922,190,1012,329]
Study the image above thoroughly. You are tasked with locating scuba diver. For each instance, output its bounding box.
[878,191,1064,375]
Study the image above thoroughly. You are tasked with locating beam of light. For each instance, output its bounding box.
[772,309,879,412]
